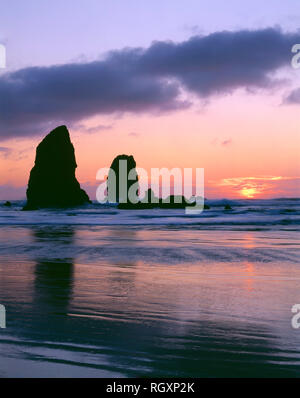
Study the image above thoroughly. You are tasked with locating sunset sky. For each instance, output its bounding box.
[0,0,299,199]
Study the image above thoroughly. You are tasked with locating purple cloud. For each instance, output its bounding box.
[0,27,299,139]
[285,88,300,104]
[222,139,232,146]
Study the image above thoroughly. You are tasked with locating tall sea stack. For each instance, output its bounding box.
[23,125,90,210]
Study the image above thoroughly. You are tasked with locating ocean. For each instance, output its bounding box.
[0,198,299,377]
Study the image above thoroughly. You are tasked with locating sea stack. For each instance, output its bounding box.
[23,125,90,210]
[107,155,139,204]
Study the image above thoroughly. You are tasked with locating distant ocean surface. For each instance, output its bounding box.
[0,198,299,377]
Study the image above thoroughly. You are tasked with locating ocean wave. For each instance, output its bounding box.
[0,199,299,229]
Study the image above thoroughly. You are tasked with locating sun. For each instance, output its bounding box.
[240,187,258,198]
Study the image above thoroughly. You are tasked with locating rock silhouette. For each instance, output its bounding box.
[107,154,139,204]
[23,125,90,210]
[118,188,157,209]
[118,189,208,210]
[142,188,159,205]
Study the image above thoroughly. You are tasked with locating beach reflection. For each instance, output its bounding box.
[0,225,299,377]
[31,226,75,313]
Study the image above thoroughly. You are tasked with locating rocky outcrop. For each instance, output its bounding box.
[107,154,139,204]
[23,125,90,210]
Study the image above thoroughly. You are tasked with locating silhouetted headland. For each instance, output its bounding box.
[23,125,90,210]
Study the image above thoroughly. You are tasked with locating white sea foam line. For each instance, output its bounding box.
[67,313,137,323]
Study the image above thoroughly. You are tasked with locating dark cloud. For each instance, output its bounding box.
[136,28,299,93]
[0,61,186,139]
[0,27,299,139]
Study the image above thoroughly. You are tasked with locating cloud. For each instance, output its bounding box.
[285,87,300,104]
[0,59,187,139]
[210,176,300,198]
[0,146,12,157]
[221,139,232,146]
[211,137,232,146]
[72,123,113,134]
[0,27,299,139]
[137,28,299,94]
[0,146,32,160]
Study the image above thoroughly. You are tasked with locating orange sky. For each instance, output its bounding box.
[0,90,299,200]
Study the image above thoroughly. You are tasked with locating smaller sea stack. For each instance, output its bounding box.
[107,154,139,204]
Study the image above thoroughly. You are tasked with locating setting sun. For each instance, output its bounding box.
[240,187,258,198]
